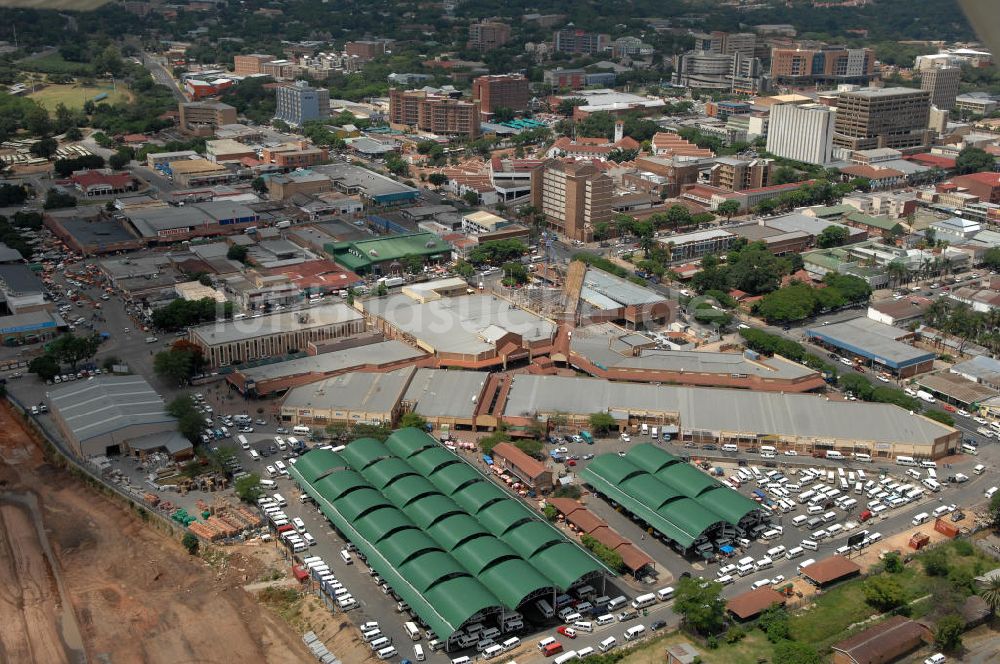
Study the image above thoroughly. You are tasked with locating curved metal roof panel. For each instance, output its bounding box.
[382,474,441,508]
[426,513,490,551]
[502,521,564,559]
[404,493,465,530]
[339,437,393,471]
[478,559,554,609]
[625,443,681,474]
[354,507,417,544]
[362,457,420,490]
[620,473,682,509]
[450,536,519,576]
[380,529,445,569]
[529,542,604,589]
[398,549,468,592]
[655,462,721,499]
[407,446,464,478]
[701,486,760,524]
[312,468,368,501]
[423,577,503,633]
[477,500,535,537]
[450,481,509,515]
[290,448,345,483]
[386,427,440,459]
[657,497,724,536]
[335,487,393,522]
[427,464,484,497]
[583,454,647,485]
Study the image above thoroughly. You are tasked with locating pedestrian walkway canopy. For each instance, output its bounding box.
[290,429,610,639]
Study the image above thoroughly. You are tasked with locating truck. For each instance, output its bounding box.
[379,276,404,288]
[915,390,937,404]
[274,220,292,229]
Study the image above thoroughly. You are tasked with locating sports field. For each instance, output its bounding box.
[28,83,130,110]
[0,0,110,9]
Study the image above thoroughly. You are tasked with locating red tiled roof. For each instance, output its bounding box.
[907,153,956,168]
[832,615,930,664]
[952,171,1000,187]
[740,179,815,194]
[727,587,786,620]
[492,442,547,479]
[841,164,905,180]
[69,170,133,189]
[802,555,861,585]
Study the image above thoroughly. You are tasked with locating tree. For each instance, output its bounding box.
[0,183,28,206]
[28,354,60,381]
[817,225,851,248]
[227,244,249,263]
[462,190,480,206]
[108,149,132,170]
[251,176,268,193]
[43,189,77,210]
[580,534,626,573]
[980,575,1000,614]
[557,97,586,116]
[717,199,740,220]
[674,577,726,635]
[956,146,995,174]
[588,412,617,435]
[48,334,101,369]
[181,533,200,555]
[153,347,203,386]
[428,172,448,187]
[757,604,790,642]
[168,395,207,443]
[64,126,83,141]
[234,474,263,503]
[543,503,558,521]
[772,641,821,664]
[666,204,692,230]
[30,136,58,159]
[728,242,785,295]
[862,575,906,611]
[401,254,425,274]
[935,614,965,651]
[501,261,529,286]
[922,546,951,577]
[883,551,904,573]
[399,412,427,430]
[982,247,1000,271]
[989,492,1000,530]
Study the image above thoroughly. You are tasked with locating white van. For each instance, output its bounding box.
[755,556,773,570]
[650,427,658,440]
[797,558,816,574]
[573,621,593,633]
[293,425,311,435]
[624,625,646,641]
[631,593,656,609]
[377,646,397,660]
[259,479,276,490]
[482,645,504,660]
[501,637,520,651]
[785,546,804,560]
[598,637,617,653]
[536,599,555,618]
[767,545,787,559]
[404,622,421,641]
[854,453,871,463]
[655,587,675,602]
[923,478,941,492]
[537,637,557,651]
[760,445,776,455]
[607,596,628,611]
[792,515,809,527]
[800,539,818,551]
[722,443,738,453]
[249,449,261,461]
[896,456,918,467]
[451,657,472,664]
[963,443,979,455]
[413,644,425,661]
[826,450,844,460]
[974,463,986,475]
[761,529,781,541]
[340,549,353,564]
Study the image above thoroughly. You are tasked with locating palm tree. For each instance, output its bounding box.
[981,575,1000,614]
[886,261,908,289]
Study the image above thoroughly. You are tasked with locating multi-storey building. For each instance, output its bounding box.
[921,67,961,111]
[467,20,511,51]
[388,89,480,137]
[833,87,931,151]
[543,68,616,90]
[261,59,298,80]
[178,101,238,136]
[766,101,837,165]
[770,46,874,84]
[471,74,530,119]
[672,51,764,91]
[709,157,772,192]
[693,31,756,56]
[233,53,275,76]
[530,160,613,241]
[553,28,609,54]
[345,41,386,61]
[274,81,330,127]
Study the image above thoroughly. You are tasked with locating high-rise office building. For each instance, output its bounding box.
[770,46,875,84]
[766,102,837,165]
[274,81,330,127]
[552,29,609,54]
[178,101,238,136]
[233,54,276,76]
[388,89,480,137]
[693,31,756,57]
[472,74,530,119]
[530,160,613,241]
[833,87,931,151]
[921,67,960,111]
[467,20,512,51]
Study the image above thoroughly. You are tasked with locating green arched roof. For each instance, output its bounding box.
[700,486,760,524]
[584,454,647,485]
[625,443,681,474]
[407,446,463,477]
[423,577,503,634]
[502,521,564,558]
[386,427,439,459]
[383,474,441,508]
[340,437,392,471]
[291,448,345,483]
[621,473,682,509]
[336,488,392,522]
[398,550,467,592]
[426,513,490,551]
[362,457,419,490]
[529,542,604,589]
[404,493,465,530]
[478,558,554,608]
[478,500,536,536]
[656,462,722,499]
[428,464,484,497]
[380,529,444,568]
[355,508,416,544]
[450,481,508,515]
[657,497,724,536]
[312,469,367,501]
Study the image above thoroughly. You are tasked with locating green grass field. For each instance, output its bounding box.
[0,0,109,9]
[29,83,130,110]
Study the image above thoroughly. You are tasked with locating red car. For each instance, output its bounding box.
[557,626,577,639]
[567,459,577,467]
[943,404,956,413]
[859,509,872,522]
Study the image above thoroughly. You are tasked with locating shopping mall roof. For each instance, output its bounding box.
[189,302,363,345]
[581,267,665,308]
[237,340,424,382]
[579,445,759,549]
[402,368,489,419]
[290,429,608,639]
[503,374,955,447]
[47,375,175,444]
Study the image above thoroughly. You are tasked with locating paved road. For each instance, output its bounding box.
[142,53,186,102]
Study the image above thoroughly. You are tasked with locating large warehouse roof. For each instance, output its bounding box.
[189,303,362,345]
[47,375,176,443]
[580,445,760,549]
[805,318,934,370]
[290,429,608,639]
[503,374,954,446]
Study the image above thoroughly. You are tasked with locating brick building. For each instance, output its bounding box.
[553,28,609,54]
[233,53,275,76]
[388,89,480,137]
[472,74,530,119]
[770,46,874,84]
[345,40,386,61]
[833,87,931,151]
[530,159,613,241]
[178,101,238,136]
[467,20,511,51]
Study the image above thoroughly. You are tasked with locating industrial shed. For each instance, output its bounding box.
[579,444,761,552]
[290,428,609,641]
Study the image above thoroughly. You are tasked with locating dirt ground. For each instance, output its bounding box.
[0,402,314,664]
